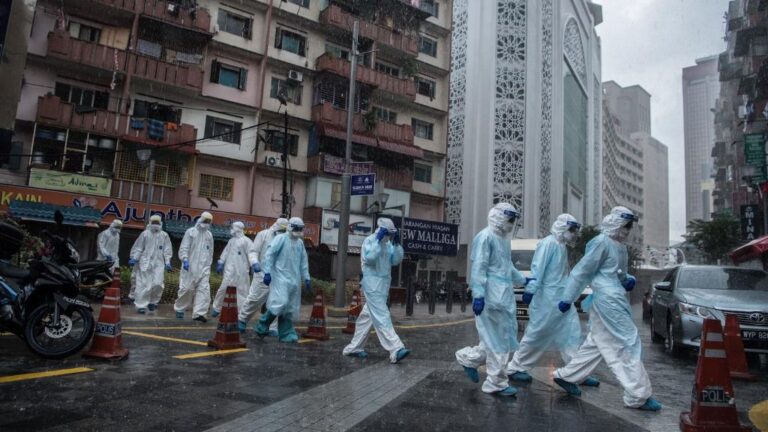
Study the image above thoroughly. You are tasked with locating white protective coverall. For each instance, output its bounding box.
[455,203,526,393]
[507,214,583,374]
[554,206,653,408]
[212,221,251,313]
[342,218,407,363]
[174,213,215,318]
[238,218,288,324]
[97,220,122,270]
[131,219,172,310]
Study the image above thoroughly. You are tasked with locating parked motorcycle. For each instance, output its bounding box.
[78,260,115,300]
[0,212,95,359]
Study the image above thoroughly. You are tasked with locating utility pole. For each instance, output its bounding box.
[145,159,155,222]
[334,21,359,308]
[281,107,291,217]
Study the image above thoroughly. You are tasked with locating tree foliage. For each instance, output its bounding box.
[567,225,641,273]
[683,215,741,264]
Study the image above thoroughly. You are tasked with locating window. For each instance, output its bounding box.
[133,100,181,123]
[265,130,299,156]
[68,21,101,43]
[375,106,397,123]
[325,43,369,65]
[0,130,21,170]
[199,174,234,201]
[414,162,432,183]
[420,0,439,17]
[419,35,437,57]
[217,9,252,39]
[275,28,307,56]
[412,118,434,140]
[376,62,400,77]
[210,60,248,90]
[331,182,341,208]
[283,0,310,7]
[54,82,109,110]
[314,81,370,111]
[205,116,242,144]
[270,77,303,105]
[416,76,436,98]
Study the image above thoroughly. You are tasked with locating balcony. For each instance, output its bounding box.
[87,0,211,34]
[315,53,416,100]
[311,102,423,158]
[46,31,204,91]
[306,153,411,191]
[374,164,412,191]
[111,179,191,207]
[36,95,128,137]
[319,5,418,56]
[122,119,197,154]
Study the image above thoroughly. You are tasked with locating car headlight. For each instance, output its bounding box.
[678,302,715,318]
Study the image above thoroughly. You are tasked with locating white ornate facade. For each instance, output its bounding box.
[446,0,603,246]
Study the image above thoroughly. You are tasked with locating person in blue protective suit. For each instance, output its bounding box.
[211,221,252,317]
[130,215,172,314]
[455,203,530,396]
[255,217,311,343]
[506,214,599,387]
[174,212,215,323]
[553,206,661,411]
[342,218,411,363]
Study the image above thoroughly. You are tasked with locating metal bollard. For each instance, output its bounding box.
[446,281,454,314]
[459,283,467,313]
[406,277,414,317]
[428,280,436,315]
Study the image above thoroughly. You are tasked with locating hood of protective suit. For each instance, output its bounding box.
[109,220,122,234]
[197,211,213,231]
[487,202,519,237]
[230,221,245,237]
[288,217,304,239]
[376,218,397,243]
[148,215,162,233]
[601,206,636,241]
[272,217,289,233]
[551,213,579,245]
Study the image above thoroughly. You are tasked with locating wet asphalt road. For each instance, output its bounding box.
[0,304,766,431]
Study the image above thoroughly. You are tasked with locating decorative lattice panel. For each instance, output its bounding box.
[538,0,553,236]
[445,0,468,226]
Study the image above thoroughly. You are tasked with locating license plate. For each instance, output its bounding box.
[517,308,528,317]
[742,330,768,341]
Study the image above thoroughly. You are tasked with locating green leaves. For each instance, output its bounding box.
[683,216,741,264]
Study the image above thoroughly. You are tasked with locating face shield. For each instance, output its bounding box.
[563,220,582,245]
[288,217,305,239]
[617,212,638,242]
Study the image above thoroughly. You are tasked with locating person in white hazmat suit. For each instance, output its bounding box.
[237,218,288,333]
[211,221,251,317]
[455,203,530,396]
[97,219,122,271]
[506,214,599,387]
[342,218,411,364]
[174,212,215,323]
[553,206,661,411]
[255,217,311,342]
[129,215,172,314]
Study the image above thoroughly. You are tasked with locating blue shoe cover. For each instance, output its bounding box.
[638,397,662,411]
[581,376,600,387]
[497,386,518,397]
[211,310,220,318]
[175,311,184,319]
[268,330,279,337]
[137,308,146,314]
[148,304,157,311]
[279,334,298,343]
[237,320,247,333]
[394,348,411,363]
[348,351,369,359]
[509,371,532,382]
[554,378,582,396]
[463,366,479,383]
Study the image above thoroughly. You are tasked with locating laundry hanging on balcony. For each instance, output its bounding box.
[147,119,165,141]
[130,118,145,130]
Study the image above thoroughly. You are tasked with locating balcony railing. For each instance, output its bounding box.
[315,53,416,100]
[111,179,190,207]
[89,0,211,33]
[374,165,412,191]
[319,5,418,56]
[47,31,204,91]
[312,102,414,145]
[122,120,197,153]
[36,95,129,137]
[306,153,411,191]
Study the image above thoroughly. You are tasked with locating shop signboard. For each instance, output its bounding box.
[390,216,459,256]
[320,210,374,251]
[29,168,112,197]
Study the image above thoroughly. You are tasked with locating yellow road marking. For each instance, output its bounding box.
[749,400,768,432]
[397,318,475,329]
[123,330,208,346]
[174,348,249,359]
[0,367,93,384]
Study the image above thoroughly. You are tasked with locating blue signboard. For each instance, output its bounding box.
[390,216,459,257]
[350,173,375,196]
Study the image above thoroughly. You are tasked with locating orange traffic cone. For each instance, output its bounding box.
[208,286,246,350]
[680,318,752,432]
[302,290,330,341]
[723,314,758,381]
[84,270,129,360]
[342,289,363,335]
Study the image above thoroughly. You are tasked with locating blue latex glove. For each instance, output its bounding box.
[216,262,224,274]
[525,277,536,286]
[623,275,636,292]
[182,259,189,271]
[375,228,388,242]
[252,263,261,273]
[522,292,534,305]
[263,273,272,286]
[106,255,113,262]
[165,263,172,272]
[304,279,312,294]
[128,258,137,267]
[558,301,572,313]
[392,231,401,245]
[472,297,485,316]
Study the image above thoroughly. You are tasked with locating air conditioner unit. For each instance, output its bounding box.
[287,70,303,83]
[264,153,283,167]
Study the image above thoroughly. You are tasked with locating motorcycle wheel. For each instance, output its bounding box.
[24,302,95,359]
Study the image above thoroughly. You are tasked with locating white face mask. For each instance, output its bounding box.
[290,231,303,239]
[615,226,631,242]
[198,223,210,231]
[563,231,577,246]
[110,227,121,235]
[150,224,161,233]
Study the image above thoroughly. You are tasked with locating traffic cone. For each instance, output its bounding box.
[302,290,330,341]
[342,289,363,335]
[208,286,246,350]
[84,270,129,360]
[723,314,758,381]
[680,318,752,432]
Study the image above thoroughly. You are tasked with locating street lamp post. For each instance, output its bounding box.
[136,149,155,222]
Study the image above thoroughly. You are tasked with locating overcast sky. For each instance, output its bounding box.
[594,0,729,243]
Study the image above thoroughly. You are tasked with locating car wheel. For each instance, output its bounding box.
[665,318,685,357]
[650,313,663,343]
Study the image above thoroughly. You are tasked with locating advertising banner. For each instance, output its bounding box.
[29,168,112,197]
[390,216,459,256]
[320,210,374,252]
